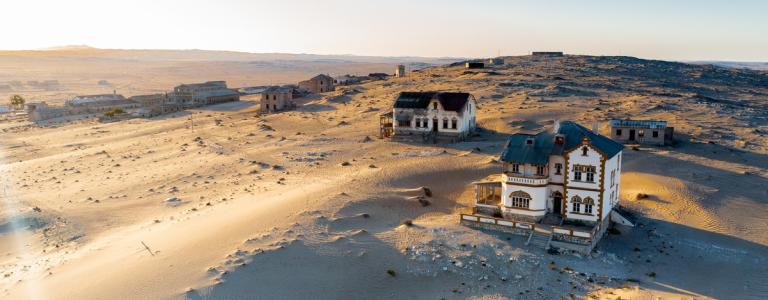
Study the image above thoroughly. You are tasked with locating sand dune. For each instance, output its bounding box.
[1,55,767,299]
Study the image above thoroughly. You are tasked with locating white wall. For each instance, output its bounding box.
[501,182,547,217]
[392,97,476,136]
[601,151,622,222]
[564,143,603,222]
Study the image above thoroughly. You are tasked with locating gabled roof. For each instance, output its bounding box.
[309,74,334,81]
[500,121,623,164]
[393,92,471,112]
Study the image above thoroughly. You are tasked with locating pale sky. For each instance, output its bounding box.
[2,0,767,61]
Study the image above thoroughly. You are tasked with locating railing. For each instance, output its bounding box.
[460,213,535,230]
[551,225,597,238]
[504,173,548,186]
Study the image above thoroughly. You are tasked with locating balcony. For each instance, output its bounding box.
[504,173,548,186]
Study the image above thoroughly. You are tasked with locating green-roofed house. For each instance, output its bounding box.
[461,121,631,254]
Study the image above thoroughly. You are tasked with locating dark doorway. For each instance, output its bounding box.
[629,129,636,141]
[553,195,562,214]
[432,119,438,132]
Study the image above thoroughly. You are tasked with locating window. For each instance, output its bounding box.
[583,197,595,214]
[451,119,457,129]
[574,165,596,182]
[638,129,645,137]
[571,196,582,212]
[433,102,438,110]
[555,163,562,175]
[443,118,448,129]
[511,163,520,174]
[397,120,410,127]
[616,129,622,136]
[536,164,545,176]
[582,146,589,156]
[652,130,659,138]
[509,191,531,209]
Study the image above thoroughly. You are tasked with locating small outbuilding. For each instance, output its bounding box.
[609,119,673,146]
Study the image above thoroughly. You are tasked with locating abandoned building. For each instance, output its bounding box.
[465,62,485,69]
[261,86,298,113]
[395,65,406,77]
[334,75,363,86]
[380,91,477,142]
[299,74,335,93]
[460,121,633,254]
[26,102,68,122]
[532,51,565,57]
[610,119,673,146]
[129,93,182,117]
[171,81,239,107]
[65,93,140,114]
[488,58,504,65]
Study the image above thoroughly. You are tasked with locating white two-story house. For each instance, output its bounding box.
[462,121,628,253]
[384,92,477,142]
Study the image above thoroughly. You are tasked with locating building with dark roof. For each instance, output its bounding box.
[381,91,477,142]
[461,121,628,254]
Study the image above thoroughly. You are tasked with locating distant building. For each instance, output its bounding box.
[488,58,504,65]
[26,102,67,122]
[461,121,630,254]
[465,62,484,69]
[261,86,297,113]
[368,73,390,80]
[610,119,673,146]
[130,93,180,117]
[65,93,140,114]
[299,74,335,93]
[171,81,239,107]
[381,91,477,142]
[532,51,564,57]
[334,75,363,86]
[395,65,406,77]
[0,105,10,113]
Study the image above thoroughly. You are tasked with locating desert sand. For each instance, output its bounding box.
[1,54,767,299]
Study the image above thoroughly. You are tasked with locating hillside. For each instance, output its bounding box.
[0,55,767,300]
[0,47,456,104]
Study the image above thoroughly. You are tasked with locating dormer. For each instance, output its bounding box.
[525,137,535,146]
[554,134,564,145]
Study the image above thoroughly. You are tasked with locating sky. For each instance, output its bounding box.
[1,0,767,61]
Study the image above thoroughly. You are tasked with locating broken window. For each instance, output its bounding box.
[443,118,448,129]
[638,129,645,137]
[582,146,589,156]
[433,102,438,110]
[652,130,659,138]
[397,120,410,127]
[555,163,562,175]
[451,119,457,129]
[616,129,622,136]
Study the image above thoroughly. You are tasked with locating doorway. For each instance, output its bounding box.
[629,129,636,141]
[553,195,562,214]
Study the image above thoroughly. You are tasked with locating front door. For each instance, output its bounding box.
[553,196,562,214]
[432,119,438,132]
[629,129,636,141]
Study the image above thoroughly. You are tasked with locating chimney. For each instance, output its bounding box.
[592,120,599,133]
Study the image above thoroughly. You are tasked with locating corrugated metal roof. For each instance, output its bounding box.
[500,121,623,164]
[393,92,471,112]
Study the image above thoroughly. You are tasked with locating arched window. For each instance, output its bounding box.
[451,118,458,129]
[443,118,449,129]
[583,197,595,214]
[509,191,531,209]
[571,196,582,212]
